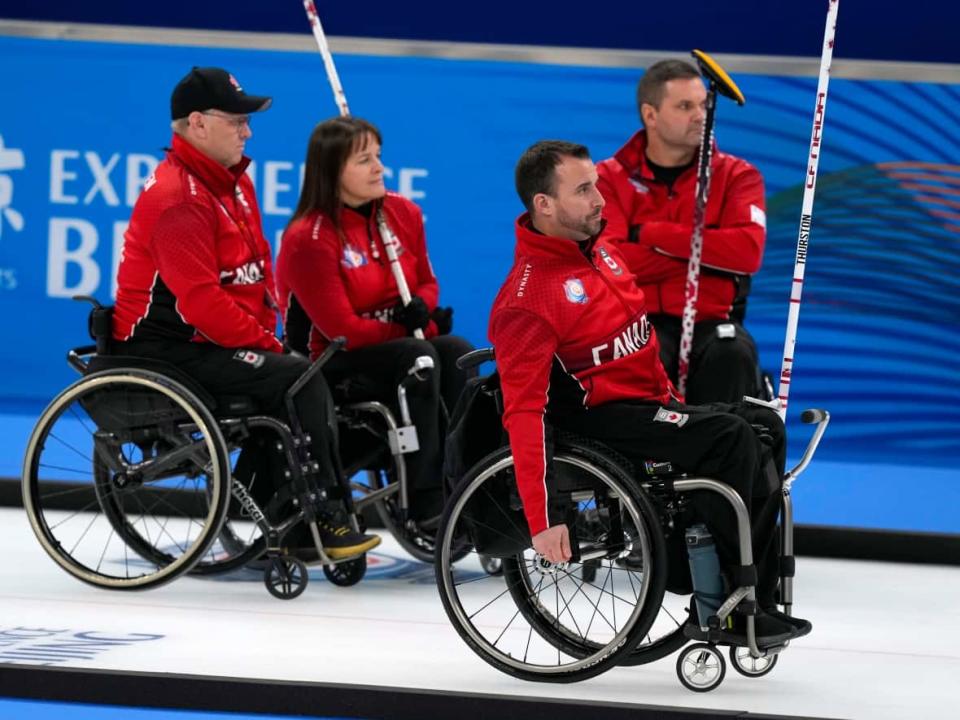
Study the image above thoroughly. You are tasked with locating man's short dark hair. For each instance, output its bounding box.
[515,140,591,213]
[636,59,701,123]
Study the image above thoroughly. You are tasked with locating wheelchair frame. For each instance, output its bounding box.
[434,347,830,691]
[22,325,375,599]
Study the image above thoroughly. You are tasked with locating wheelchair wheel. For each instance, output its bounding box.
[264,555,308,600]
[22,370,231,591]
[323,556,367,586]
[730,646,778,677]
[677,642,726,692]
[188,444,268,575]
[618,593,694,665]
[364,468,469,565]
[435,441,667,683]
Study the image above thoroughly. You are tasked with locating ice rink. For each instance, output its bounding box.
[1,507,956,720]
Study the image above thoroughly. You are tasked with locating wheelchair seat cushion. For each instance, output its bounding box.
[85,354,257,417]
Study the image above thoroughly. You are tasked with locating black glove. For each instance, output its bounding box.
[393,295,430,334]
[431,306,454,335]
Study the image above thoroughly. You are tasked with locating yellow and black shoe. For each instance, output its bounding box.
[315,520,381,560]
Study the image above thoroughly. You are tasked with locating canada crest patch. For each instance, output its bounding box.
[563,278,588,304]
[341,244,368,269]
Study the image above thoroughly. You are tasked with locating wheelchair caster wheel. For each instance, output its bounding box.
[581,559,599,584]
[479,555,503,576]
[676,643,726,692]
[323,555,367,587]
[264,556,308,600]
[730,646,778,677]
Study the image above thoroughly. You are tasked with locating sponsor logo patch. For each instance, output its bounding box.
[654,407,689,427]
[644,459,676,477]
[750,204,766,229]
[563,278,588,304]
[597,246,623,276]
[233,350,265,368]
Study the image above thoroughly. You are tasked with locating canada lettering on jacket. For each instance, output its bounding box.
[220,259,264,286]
[590,315,651,366]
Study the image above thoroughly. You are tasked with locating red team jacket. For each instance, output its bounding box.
[276,192,439,358]
[489,215,678,536]
[596,130,766,321]
[113,134,282,352]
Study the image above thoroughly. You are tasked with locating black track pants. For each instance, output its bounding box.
[114,340,343,494]
[651,314,762,405]
[553,400,784,605]
[323,335,475,496]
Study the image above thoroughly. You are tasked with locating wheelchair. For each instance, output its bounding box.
[434,348,829,691]
[21,297,373,600]
[335,353,454,563]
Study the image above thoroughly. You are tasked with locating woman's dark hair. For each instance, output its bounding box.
[288,116,382,231]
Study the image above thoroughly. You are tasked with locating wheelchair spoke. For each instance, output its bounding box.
[610,563,617,630]
[571,565,618,637]
[566,566,645,607]
[476,482,532,539]
[491,606,525,649]
[626,566,639,601]
[68,511,102,556]
[38,463,96,478]
[659,602,684,628]
[94,527,116,575]
[47,432,94,465]
[133,491,183,562]
[467,576,528,621]
[47,496,105,531]
[522,575,545,664]
[67,404,97,438]
[553,581,586,641]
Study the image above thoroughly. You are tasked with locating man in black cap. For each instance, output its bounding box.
[112,67,381,561]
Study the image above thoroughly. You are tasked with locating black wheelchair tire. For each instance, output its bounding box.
[434,442,667,683]
[22,369,231,591]
[499,441,670,666]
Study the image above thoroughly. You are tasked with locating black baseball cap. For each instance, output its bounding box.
[170,66,272,120]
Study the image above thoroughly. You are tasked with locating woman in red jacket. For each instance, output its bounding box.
[276,116,473,523]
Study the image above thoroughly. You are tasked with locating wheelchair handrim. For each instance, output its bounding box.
[439,454,654,676]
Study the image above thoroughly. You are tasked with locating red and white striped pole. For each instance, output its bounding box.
[302,0,350,117]
[777,0,839,421]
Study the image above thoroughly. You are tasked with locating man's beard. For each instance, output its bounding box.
[558,208,602,238]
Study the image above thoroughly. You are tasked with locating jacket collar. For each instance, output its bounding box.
[170,133,251,195]
[613,129,719,182]
[514,213,606,261]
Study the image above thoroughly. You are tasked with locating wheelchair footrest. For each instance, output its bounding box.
[388,425,420,454]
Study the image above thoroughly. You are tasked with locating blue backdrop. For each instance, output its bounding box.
[0,35,957,533]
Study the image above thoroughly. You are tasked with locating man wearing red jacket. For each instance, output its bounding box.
[490,140,809,646]
[597,59,767,404]
[112,67,379,560]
